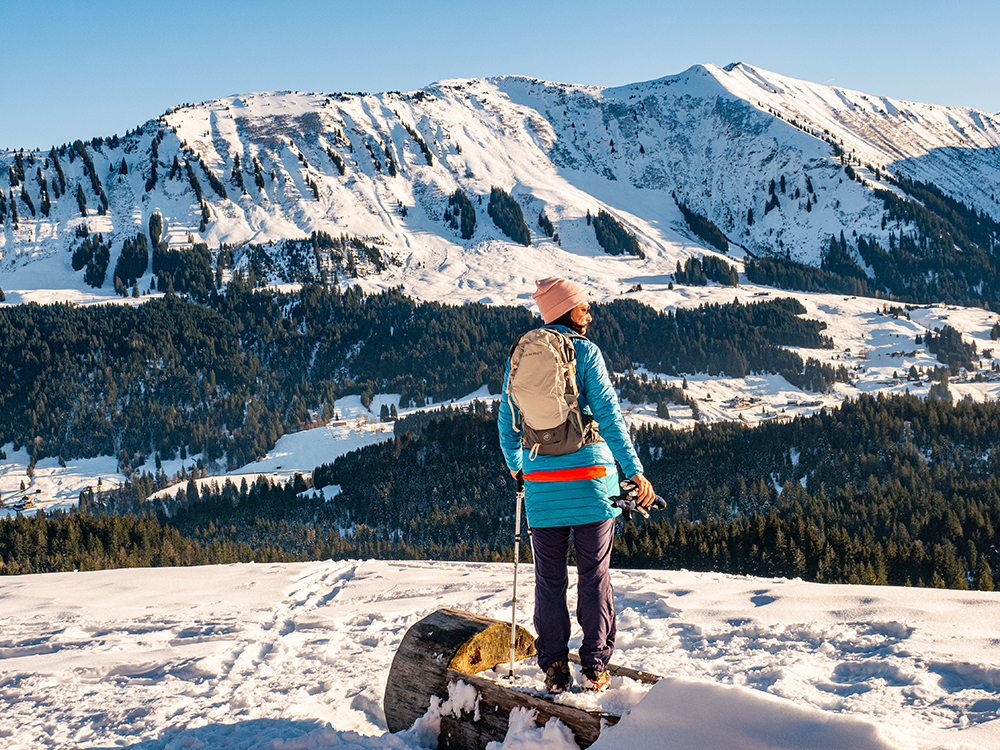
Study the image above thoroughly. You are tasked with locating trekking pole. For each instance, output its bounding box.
[509,470,524,679]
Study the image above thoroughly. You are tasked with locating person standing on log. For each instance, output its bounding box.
[498,277,655,693]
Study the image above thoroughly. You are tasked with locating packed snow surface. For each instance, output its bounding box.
[1,560,998,749]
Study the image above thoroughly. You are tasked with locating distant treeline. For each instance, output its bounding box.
[674,256,738,287]
[0,512,268,575]
[674,194,729,254]
[746,254,874,298]
[592,209,644,258]
[587,297,847,386]
[0,287,839,472]
[488,187,530,245]
[0,486,505,576]
[3,393,999,590]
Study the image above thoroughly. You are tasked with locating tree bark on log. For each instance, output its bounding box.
[383,608,536,734]
[438,668,619,749]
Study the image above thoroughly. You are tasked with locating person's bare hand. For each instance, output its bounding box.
[630,473,655,507]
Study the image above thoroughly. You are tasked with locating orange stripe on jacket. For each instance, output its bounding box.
[523,466,608,482]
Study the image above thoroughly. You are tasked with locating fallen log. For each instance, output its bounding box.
[383,607,537,735]
[383,607,661,749]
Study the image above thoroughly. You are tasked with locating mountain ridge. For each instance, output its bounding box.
[1,62,999,309]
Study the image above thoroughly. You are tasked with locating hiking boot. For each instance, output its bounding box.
[544,660,571,694]
[580,666,611,692]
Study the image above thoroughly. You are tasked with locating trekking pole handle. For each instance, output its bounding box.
[619,479,666,507]
[616,480,667,520]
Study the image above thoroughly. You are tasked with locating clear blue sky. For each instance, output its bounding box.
[3,0,998,151]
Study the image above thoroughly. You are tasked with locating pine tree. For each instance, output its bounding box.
[149,212,163,248]
[324,148,345,177]
[20,185,35,217]
[49,148,66,193]
[975,557,995,591]
[538,210,555,238]
[76,183,87,216]
[448,189,476,240]
[14,151,25,183]
[36,169,51,217]
[402,122,433,166]
[230,154,246,193]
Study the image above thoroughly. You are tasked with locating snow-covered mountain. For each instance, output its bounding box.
[2,62,999,307]
[4,66,1000,750]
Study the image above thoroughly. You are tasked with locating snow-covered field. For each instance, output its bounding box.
[1,560,998,749]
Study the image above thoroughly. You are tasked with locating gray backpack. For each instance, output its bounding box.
[506,328,603,458]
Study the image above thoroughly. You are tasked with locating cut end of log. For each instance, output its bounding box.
[450,619,536,674]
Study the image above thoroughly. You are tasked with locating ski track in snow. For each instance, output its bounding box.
[0,561,999,749]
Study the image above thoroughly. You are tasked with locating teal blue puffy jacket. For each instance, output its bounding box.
[498,324,644,528]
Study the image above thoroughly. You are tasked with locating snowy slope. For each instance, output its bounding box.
[1,560,998,749]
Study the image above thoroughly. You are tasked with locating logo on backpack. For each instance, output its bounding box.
[506,328,602,458]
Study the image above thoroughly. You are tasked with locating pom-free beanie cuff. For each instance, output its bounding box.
[533,277,588,323]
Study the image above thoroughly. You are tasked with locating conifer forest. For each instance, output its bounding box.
[1,282,997,592]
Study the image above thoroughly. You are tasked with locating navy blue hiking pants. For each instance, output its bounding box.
[530,518,616,673]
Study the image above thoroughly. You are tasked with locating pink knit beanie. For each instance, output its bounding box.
[532,277,589,323]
